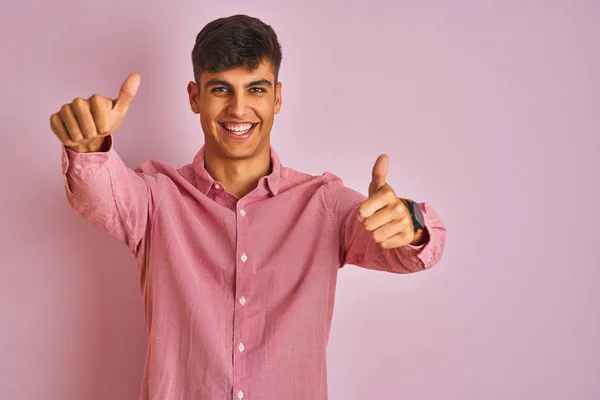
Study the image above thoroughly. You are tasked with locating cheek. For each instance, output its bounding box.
[256,102,276,123]
[197,105,217,130]
[198,92,216,108]
[198,100,224,123]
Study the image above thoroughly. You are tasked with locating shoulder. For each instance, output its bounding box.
[134,158,196,190]
[282,167,366,209]
[278,166,345,191]
[135,158,179,177]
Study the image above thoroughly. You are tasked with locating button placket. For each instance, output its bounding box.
[234,202,249,396]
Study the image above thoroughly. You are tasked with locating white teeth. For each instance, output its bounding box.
[224,123,253,132]
[222,123,254,137]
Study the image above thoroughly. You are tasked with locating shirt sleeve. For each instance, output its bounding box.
[60,135,161,255]
[323,177,447,273]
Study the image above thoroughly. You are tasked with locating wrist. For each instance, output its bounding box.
[67,137,107,153]
[410,227,429,246]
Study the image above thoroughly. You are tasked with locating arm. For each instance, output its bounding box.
[324,178,446,273]
[61,134,159,255]
[51,73,157,255]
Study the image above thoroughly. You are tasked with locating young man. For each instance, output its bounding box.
[50,14,446,400]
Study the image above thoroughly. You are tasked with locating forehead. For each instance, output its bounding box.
[200,60,275,84]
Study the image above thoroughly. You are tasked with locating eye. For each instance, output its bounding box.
[211,87,228,94]
[249,87,266,93]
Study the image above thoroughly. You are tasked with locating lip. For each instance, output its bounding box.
[220,121,258,125]
[219,122,258,140]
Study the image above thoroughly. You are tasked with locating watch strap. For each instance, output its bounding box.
[400,198,425,236]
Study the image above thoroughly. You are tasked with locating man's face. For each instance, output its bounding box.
[188,60,282,161]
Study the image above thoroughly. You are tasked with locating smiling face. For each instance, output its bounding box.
[188,59,282,162]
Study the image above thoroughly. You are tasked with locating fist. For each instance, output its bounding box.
[358,154,423,249]
[49,72,141,152]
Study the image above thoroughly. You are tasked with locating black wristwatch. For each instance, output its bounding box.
[400,198,425,236]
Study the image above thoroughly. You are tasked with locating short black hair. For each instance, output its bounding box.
[191,14,282,83]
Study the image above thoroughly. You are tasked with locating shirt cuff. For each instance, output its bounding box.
[403,203,437,269]
[61,136,115,173]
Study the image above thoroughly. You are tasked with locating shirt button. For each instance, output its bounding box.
[237,390,244,399]
[240,253,248,263]
[238,343,245,352]
[240,209,246,217]
[74,164,82,170]
[239,297,247,306]
[214,184,221,190]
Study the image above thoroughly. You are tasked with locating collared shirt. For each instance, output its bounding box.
[61,135,446,400]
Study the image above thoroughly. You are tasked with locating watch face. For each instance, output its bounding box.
[411,202,425,228]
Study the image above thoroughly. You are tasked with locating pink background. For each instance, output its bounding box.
[1,1,599,399]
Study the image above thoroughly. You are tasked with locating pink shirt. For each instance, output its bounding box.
[61,135,446,400]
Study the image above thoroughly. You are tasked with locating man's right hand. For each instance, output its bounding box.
[50,72,141,153]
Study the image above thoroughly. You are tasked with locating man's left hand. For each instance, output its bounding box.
[358,154,425,249]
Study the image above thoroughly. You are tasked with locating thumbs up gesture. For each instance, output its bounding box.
[50,72,141,153]
[358,154,424,248]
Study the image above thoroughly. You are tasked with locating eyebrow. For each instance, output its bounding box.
[204,78,273,89]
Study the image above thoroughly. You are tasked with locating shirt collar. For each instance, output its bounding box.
[192,145,282,197]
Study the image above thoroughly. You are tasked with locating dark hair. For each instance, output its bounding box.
[191,14,282,83]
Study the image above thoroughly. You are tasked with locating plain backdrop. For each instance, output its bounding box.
[1,1,598,399]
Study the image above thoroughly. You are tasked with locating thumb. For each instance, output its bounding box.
[113,72,141,114]
[369,154,389,197]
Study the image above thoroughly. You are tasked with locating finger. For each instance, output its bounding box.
[59,104,84,142]
[50,113,76,147]
[89,94,112,136]
[372,218,411,244]
[113,72,141,114]
[358,186,397,219]
[369,154,389,197]
[364,205,410,232]
[71,97,97,139]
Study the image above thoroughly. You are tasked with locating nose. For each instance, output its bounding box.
[227,92,249,118]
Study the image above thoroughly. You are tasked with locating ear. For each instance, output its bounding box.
[274,81,282,115]
[187,81,200,114]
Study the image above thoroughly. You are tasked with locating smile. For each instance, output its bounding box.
[219,122,258,136]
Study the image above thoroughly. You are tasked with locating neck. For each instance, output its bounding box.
[204,147,272,198]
